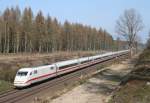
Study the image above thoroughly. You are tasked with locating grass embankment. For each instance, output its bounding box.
[0,80,13,92]
[109,49,150,103]
[109,80,150,103]
[0,51,97,92]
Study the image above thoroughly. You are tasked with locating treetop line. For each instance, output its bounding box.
[0,7,127,53]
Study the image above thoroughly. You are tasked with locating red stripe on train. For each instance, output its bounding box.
[25,58,110,84]
[25,62,90,83]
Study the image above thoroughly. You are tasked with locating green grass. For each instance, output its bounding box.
[0,80,12,92]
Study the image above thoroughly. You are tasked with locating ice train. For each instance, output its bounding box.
[14,50,129,87]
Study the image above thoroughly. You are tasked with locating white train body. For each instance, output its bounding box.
[14,50,129,87]
[14,65,56,87]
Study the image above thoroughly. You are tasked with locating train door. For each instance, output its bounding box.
[30,69,38,83]
[28,70,33,84]
[54,64,58,76]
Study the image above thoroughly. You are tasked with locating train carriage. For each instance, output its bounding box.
[14,65,56,87]
[14,50,129,87]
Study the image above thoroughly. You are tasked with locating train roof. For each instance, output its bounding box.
[17,50,129,72]
[35,64,55,68]
[18,68,33,72]
[18,64,55,71]
[55,59,78,67]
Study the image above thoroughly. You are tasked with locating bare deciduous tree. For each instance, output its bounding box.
[0,6,128,53]
[116,8,143,56]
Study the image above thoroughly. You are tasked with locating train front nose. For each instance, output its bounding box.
[14,71,30,87]
[14,76,28,87]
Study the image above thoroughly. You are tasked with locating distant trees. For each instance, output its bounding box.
[0,7,126,53]
[116,9,143,55]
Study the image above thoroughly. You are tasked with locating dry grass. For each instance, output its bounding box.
[0,80,13,92]
[136,49,150,66]
[0,51,99,60]
[0,51,97,83]
[109,80,150,103]
[109,50,150,103]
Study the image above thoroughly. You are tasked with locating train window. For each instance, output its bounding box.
[81,61,89,64]
[30,72,32,75]
[34,70,37,74]
[17,71,28,76]
[59,63,78,70]
[51,67,54,70]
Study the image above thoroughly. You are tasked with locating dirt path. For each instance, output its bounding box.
[50,59,134,103]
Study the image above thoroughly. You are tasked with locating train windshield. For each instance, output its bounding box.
[17,71,28,76]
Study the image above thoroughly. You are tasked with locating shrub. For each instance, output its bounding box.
[0,68,17,83]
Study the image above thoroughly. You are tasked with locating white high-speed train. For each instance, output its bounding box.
[14,50,129,87]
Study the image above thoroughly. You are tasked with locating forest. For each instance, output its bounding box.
[0,6,126,53]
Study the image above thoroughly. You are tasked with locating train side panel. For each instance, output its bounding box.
[14,50,129,87]
[26,65,57,84]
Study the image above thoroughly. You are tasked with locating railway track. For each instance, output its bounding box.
[0,52,129,103]
[0,89,19,99]
[0,70,85,103]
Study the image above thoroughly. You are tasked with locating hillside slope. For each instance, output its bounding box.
[109,50,150,103]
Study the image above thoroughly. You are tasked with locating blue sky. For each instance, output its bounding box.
[0,0,149,43]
